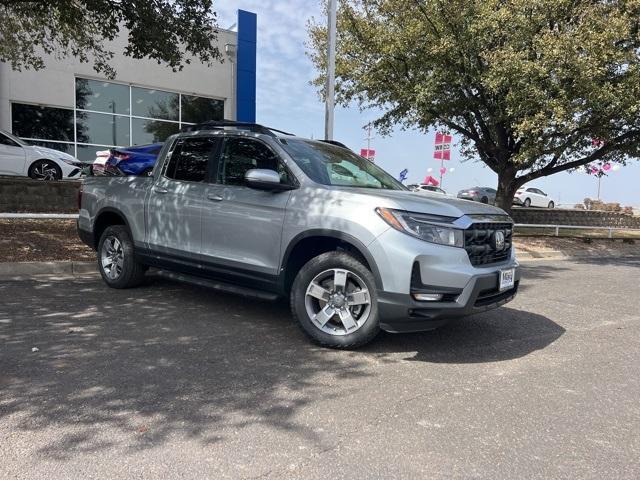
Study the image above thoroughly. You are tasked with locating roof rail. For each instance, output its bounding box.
[182,120,293,137]
[319,139,351,150]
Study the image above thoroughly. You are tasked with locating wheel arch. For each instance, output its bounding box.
[93,207,131,249]
[281,230,383,293]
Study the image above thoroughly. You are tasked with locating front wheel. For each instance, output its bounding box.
[29,160,61,181]
[290,251,380,349]
[97,225,147,288]
[523,198,531,208]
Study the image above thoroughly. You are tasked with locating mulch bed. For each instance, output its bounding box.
[0,219,94,263]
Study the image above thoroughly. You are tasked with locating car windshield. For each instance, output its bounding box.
[279,139,405,190]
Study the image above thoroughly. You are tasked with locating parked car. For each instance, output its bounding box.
[78,121,519,349]
[513,187,555,208]
[91,149,111,176]
[0,129,82,180]
[412,184,447,195]
[104,143,163,176]
[457,187,497,204]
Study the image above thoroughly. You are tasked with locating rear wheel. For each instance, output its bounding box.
[524,198,531,207]
[548,201,555,209]
[290,251,380,349]
[481,196,489,204]
[97,225,146,288]
[29,160,61,181]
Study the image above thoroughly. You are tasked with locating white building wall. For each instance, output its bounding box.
[0,29,237,131]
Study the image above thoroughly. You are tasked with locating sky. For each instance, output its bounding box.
[215,1,639,207]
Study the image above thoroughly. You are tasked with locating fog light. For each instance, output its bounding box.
[412,293,443,302]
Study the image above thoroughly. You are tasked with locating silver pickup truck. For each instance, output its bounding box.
[78,121,520,348]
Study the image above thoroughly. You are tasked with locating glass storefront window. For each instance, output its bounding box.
[181,95,224,124]
[132,118,180,145]
[11,103,74,142]
[75,78,130,114]
[13,77,225,163]
[131,87,179,121]
[76,111,130,146]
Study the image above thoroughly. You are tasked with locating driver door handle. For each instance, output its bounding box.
[153,187,168,194]
[207,194,223,202]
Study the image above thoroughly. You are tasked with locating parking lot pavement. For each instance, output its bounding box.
[1,258,639,479]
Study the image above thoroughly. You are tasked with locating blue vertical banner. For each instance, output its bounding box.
[236,10,257,122]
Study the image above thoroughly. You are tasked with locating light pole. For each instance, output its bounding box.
[324,0,337,140]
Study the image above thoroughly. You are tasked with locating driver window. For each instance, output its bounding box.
[219,137,291,186]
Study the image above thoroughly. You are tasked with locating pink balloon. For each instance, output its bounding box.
[602,163,612,171]
[439,167,447,174]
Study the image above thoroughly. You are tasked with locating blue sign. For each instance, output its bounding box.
[398,169,408,182]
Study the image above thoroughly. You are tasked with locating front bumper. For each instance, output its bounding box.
[366,225,520,333]
[378,270,520,333]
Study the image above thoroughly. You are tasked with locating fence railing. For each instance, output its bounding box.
[515,223,640,238]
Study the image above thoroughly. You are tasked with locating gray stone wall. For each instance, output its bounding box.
[0,176,79,212]
[511,207,640,228]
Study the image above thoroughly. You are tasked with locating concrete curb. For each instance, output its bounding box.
[517,252,639,262]
[0,213,78,219]
[0,261,97,278]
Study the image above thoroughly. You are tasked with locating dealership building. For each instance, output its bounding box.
[0,10,256,163]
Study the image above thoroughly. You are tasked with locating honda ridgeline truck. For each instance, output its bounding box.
[78,121,520,348]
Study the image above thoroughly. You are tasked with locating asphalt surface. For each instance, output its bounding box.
[1,258,639,479]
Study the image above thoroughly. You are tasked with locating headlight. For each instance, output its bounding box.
[376,208,464,247]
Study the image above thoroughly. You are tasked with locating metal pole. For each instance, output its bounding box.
[597,176,601,200]
[324,0,337,141]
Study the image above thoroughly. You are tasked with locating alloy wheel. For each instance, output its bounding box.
[101,236,124,280]
[304,268,372,336]
[32,162,59,181]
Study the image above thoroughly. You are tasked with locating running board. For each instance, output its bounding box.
[152,270,280,301]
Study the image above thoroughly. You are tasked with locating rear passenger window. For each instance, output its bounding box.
[219,137,291,186]
[164,137,216,182]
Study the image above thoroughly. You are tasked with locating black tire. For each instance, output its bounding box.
[141,168,154,177]
[481,196,489,204]
[548,201,555,209]
[97,225,146,288]
[290,251,380,349]
[524,198,531,208]
[28,160,62,181]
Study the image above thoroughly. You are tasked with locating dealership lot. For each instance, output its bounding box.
[1,258,639,479]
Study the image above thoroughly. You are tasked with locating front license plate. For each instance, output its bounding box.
[499,268,515,291]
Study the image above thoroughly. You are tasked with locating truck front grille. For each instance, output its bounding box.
[464,222,513,266]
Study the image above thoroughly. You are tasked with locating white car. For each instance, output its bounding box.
[514,186,555,208]
[0,129,82,180]
[412,184,448,195]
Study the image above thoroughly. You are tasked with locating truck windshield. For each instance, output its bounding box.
[280,138,405,190]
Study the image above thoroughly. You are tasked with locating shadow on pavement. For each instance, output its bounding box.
[363,307,565,363]
[0,274,563,459]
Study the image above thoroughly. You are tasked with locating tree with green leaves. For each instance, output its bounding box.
[308,0,640,210]
[0,0,222,79]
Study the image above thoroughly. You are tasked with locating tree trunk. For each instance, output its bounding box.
[494,168,520,214]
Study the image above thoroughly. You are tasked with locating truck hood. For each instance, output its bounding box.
[333,187,509,218]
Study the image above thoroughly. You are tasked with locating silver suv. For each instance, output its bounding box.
[78,121,520,348]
